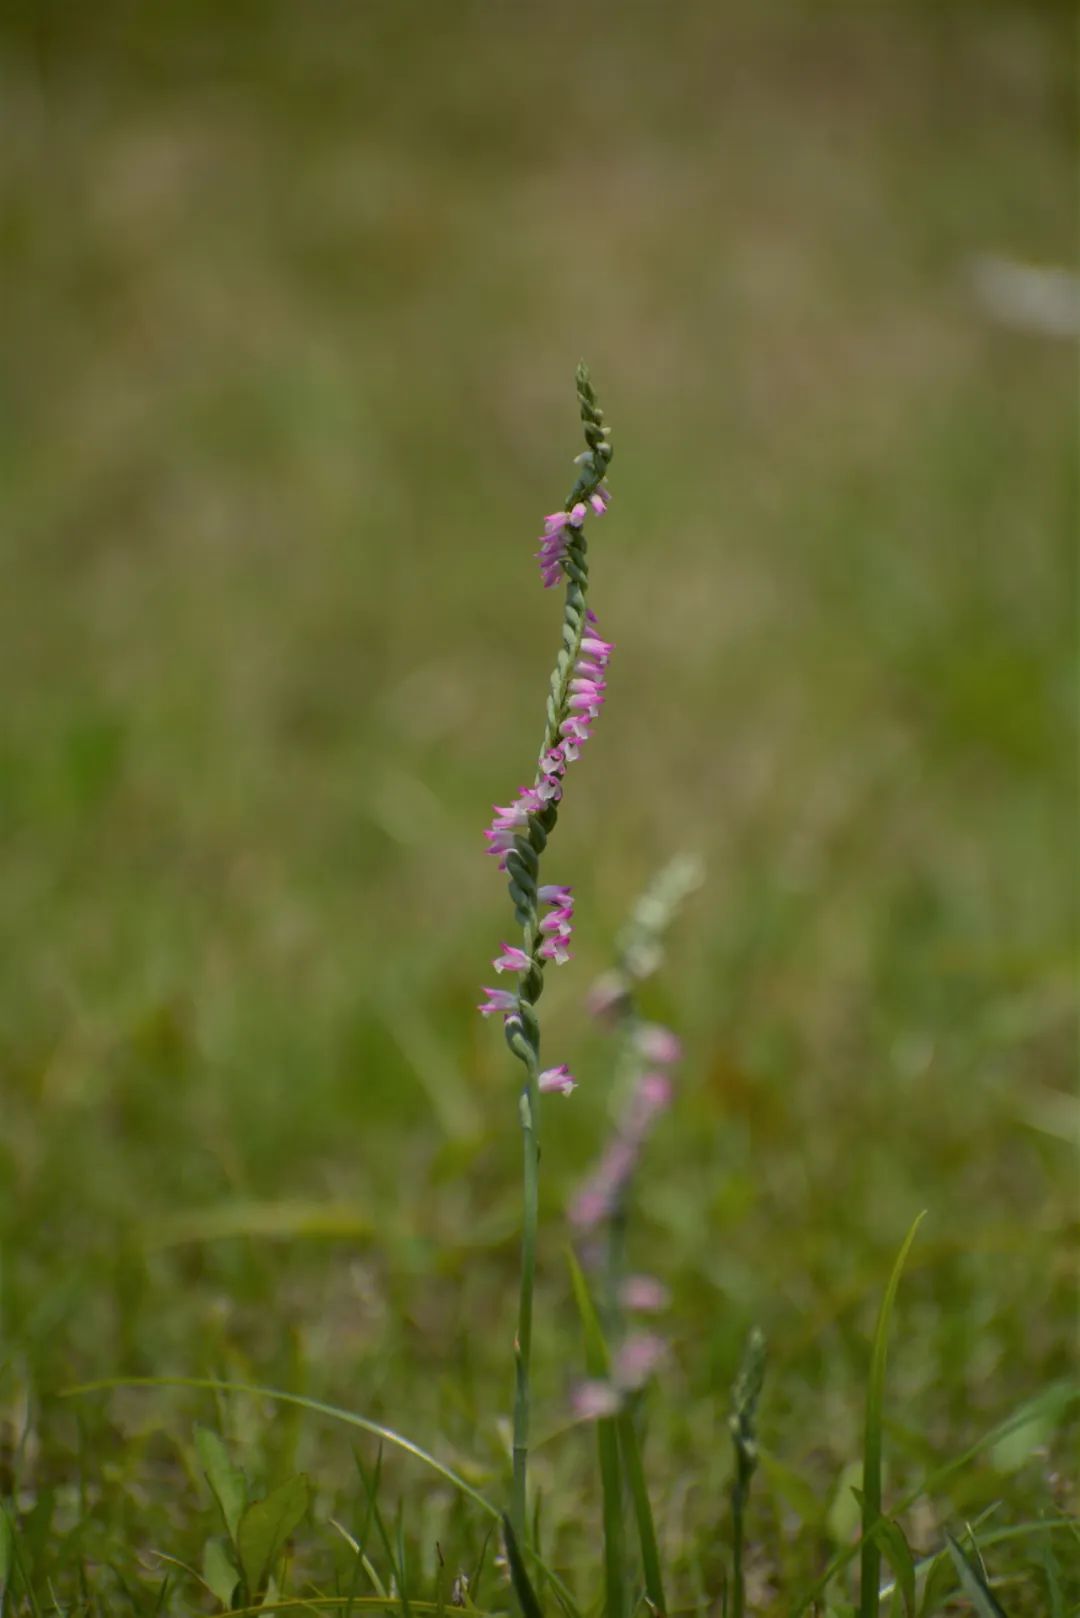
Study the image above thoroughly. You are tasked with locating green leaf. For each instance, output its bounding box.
[236,1473,311,1597]
[873,1518,915,1618]
[502,1514,544,1618]
[202,1536,241,1609]
[859,1212,926,1618]
[945,1533,1009,1618]
[195,1426,248,1546]
[989,1408,1057,1475]
[826,1461,863,1547]
[566,1249,627,1618]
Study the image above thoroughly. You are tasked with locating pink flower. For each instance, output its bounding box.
[568,688,604,715]
[538,903,573,965]
[477,986,518,1018]
[483,826,517,867]
[570,1323,667,1425]
[572,1380,621,1421]
[635,1024,682,1066]
[537,536,570,589]
[614,1332,667,1390]
[536,511,586,589]
[570,1136,639,1229]
[619,1276,670,1313]
[589,487,611,516]
[626,1071,673,1133]
[570,1069,674,1228]
[538,747,566,780]
[580,630,614,664]
[535,889,573,966]
[493,944,530,974]
[568,1187,610,1229]
[539,1064,576,1095]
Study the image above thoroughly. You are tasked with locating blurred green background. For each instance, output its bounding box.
[0,1,1075,1610]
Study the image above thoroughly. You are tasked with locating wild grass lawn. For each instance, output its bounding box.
[0,3,1076,1613]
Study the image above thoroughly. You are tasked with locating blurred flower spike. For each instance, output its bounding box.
[572,1331,669,1422]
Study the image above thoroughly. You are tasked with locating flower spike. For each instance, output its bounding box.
[476,366,614,1537]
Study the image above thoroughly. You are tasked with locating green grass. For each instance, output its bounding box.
[0,2,1076,1613]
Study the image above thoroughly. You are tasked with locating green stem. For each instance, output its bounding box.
[512,1066,540,1539]
[728,1328,766,1618]
[731,1465,748,1618]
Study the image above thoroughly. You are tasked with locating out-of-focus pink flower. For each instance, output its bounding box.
[570,1136,638,1229]
[634,1071,673,1120]
[570,1325,667,1424]
[570,1069,674,1228]
[614,1332,667,1390]
[619,1275,670,1313]
[636,1024,682,1066]
[572,1380,621,1421]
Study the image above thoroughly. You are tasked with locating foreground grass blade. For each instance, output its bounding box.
[793,1381,1078,1616]
[945,1532,1010,1618]
[502,1514,545,1618]
[63,1376,583,1618]
[616,1412,666,1618]
[859,1212,926,1618]
[567,1250,628,1618]
[869,1517,915,1618]
[354,1450,408,1618]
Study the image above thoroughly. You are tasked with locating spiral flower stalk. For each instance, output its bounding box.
[479,364,613,1540]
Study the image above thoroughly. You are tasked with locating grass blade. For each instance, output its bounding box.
[354,1447,410,1618]
[567,1249,627,1618]
[859,1211,926,1618]
[793,1381,1079,1616]
[870,1517,915,1618]
[502,1514,545,1618]
[945,1532,1010,1618]
[64,1375,584,1618]
[616,1410,666,1618]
